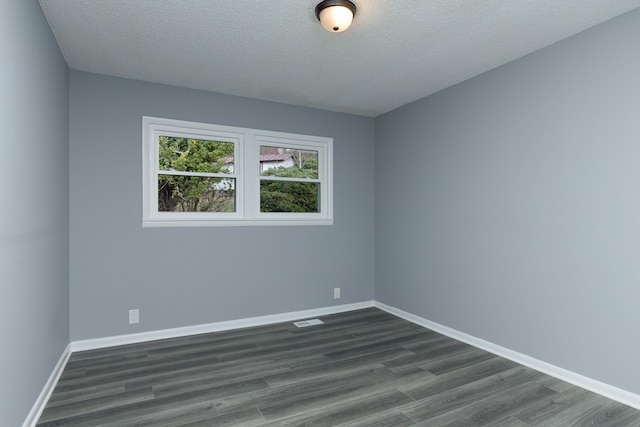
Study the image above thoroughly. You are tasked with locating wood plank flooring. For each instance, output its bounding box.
[37,308,640,426]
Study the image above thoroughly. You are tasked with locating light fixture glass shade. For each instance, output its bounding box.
[319,5,354,32]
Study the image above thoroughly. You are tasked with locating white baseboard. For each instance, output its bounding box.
[22,344,71,427]
[374,301,640,411]
[71,301,374,352]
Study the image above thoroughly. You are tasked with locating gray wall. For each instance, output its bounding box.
[69,72,374,340]
[375,8,640,394]
[0,1,70,425]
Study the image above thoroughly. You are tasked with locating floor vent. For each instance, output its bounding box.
[293,319,324,328]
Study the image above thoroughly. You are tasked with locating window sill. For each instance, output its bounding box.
[142,218,334,227]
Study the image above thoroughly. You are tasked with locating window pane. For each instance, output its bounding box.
[158,175,235,212]
[259,146,318,178]
[159,136,234,174]
[260,181,319,213]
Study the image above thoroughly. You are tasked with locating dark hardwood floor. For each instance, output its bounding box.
[37,308,640,426]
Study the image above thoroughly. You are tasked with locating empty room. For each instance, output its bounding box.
[3,1,640,426]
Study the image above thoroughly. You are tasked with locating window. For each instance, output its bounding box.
[143,117,333,226]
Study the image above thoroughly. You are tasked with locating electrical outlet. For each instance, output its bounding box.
[129,309,140,324]
[334,288,340,299]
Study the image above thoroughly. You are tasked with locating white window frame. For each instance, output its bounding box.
[143,116,333,227]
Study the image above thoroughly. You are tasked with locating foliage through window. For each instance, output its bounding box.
[143,117,333,226]
[259,146,320,213]
[158,137,236,213]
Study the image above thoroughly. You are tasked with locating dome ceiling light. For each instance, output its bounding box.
[315,0,357,33]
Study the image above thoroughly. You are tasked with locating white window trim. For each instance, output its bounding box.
[142,116,333,227]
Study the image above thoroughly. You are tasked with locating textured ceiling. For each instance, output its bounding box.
[39,0,640,117]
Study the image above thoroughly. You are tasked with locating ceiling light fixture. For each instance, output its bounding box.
[315,0,357,33]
